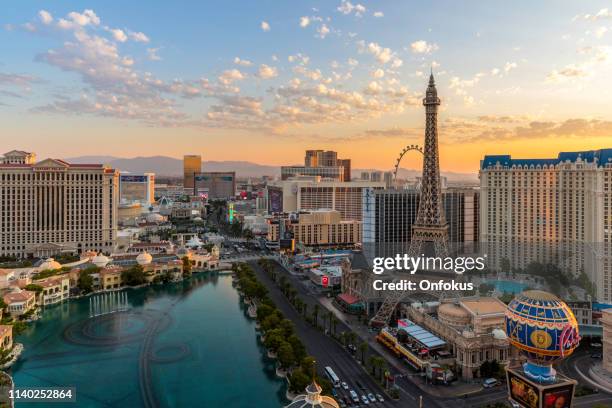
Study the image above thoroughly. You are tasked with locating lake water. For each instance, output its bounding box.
[10,274,287,408]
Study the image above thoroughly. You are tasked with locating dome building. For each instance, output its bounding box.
[92,253,111,268]
[285,381,339,408]
[136,252,153,266]
[38,258,61,271]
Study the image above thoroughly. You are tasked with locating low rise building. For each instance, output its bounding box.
[401,297,513,379]
[268,210,362,248]
[36,276,70,306]
[98,266,124,290]
[3,290,36,318]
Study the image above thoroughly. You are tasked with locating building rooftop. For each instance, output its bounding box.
[460,298,507,316]
[481,149,612,169]
[4,290,35,303]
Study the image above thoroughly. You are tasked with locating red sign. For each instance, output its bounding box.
[321,276,329,288]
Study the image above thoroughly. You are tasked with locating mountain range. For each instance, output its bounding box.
[65,155,478,182]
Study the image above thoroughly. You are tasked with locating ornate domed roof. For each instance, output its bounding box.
[39,258,61,271]
[285,382,339,408]
[492,328,507,340]
[92,253,111,268]
[136,252,153,265]
[438,303,470,328]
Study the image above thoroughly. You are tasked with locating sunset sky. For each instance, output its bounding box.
[1,0,612,173]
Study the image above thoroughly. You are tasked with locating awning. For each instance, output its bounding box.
[337,293,360,305]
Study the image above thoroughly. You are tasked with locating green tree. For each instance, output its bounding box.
[288,370,310,393]
[277,342,295,369]
[182,256,192,277]
[24,284,43,294]
[121,265,146,286]
[359,341,368,363]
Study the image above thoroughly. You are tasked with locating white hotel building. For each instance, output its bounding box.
[0,150,118,258]
[480,149,612,302]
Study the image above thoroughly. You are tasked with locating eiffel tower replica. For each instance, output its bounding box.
[370,72,449,327]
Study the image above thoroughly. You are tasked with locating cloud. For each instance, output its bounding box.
[300,16,310,28]
[447,117,612,143]
[371,69,385,78]
[147,47,161,61]
[575,8,612,21]
[234,57,252,67]
[38,10,53,25]
[128,31,149,42]
[109,28,127,42]
[257,64,278,79]
[316,24,330,39]
[67,10,100,26]
[261,21,270,32]
[410,40,439,54]
[337,1,367,17]
[358,41,394,64]
[218,69,245,85]
[347,58,359,67]
[0,72,40,88]
[595,26,608,38]
[363,127,418,138]
[545,64,588,82]
[373,11,384,18]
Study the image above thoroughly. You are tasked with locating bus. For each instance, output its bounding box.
[324,366,341,388]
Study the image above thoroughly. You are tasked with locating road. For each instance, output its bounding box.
[248,259,447,408]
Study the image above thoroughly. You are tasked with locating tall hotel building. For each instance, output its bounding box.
[266,178,385,221]
[480,149,612,302]
[281,150,351,181]
[183,155,202,195]
[362,187,479,259]
[0,150,118,258]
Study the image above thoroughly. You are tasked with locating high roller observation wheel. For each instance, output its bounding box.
[393,144,424,183]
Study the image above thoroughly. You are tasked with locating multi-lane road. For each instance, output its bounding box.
[243,255,612,408]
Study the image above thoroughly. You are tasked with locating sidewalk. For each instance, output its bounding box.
[318,297,483,398]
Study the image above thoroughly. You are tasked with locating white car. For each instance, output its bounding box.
[341,382,349,390]
[361,395,370,405]
[349,390,359,403]
[376,394,384,402]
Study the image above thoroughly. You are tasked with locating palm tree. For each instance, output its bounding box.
[330,315,338,337]
[302,302,309,319]
[368,356,376,375]
[312,304,320,328]
[359,341,368,363]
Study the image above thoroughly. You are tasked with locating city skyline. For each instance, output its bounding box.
[2,1,612,172]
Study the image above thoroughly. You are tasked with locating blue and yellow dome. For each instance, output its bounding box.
[505,290,580,367]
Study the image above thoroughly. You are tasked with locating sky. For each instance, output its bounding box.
[1,0,612,173]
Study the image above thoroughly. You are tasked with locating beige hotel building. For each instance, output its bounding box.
[480,149,612,302]
[0,150,118,258]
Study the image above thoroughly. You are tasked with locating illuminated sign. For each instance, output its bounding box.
[228,202,234,223]
[321,275,329,288]
[508,371,539,408]
[120,175,148,183]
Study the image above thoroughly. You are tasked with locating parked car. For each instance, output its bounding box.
[361,395,370,405]
[376,394,385,402]
[349,390,359,403]
[341,382,349,390]
[367,393,376,402]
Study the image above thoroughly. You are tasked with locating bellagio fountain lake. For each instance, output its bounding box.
[10,273,287,408]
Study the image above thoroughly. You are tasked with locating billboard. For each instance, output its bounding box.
[508,371,539,408]
[120,175,148,183]
[541,384,573,408]
[268,187,283,214]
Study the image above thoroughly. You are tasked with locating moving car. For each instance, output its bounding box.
[483,378,500,388]
[361,395,370,405]
[341,382,349,390]
[367,393,376,403]
[349,390,359,403]
[376,394,384,402]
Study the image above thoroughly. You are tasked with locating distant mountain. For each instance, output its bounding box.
[65,155,280,178]
[65,155,477,182]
